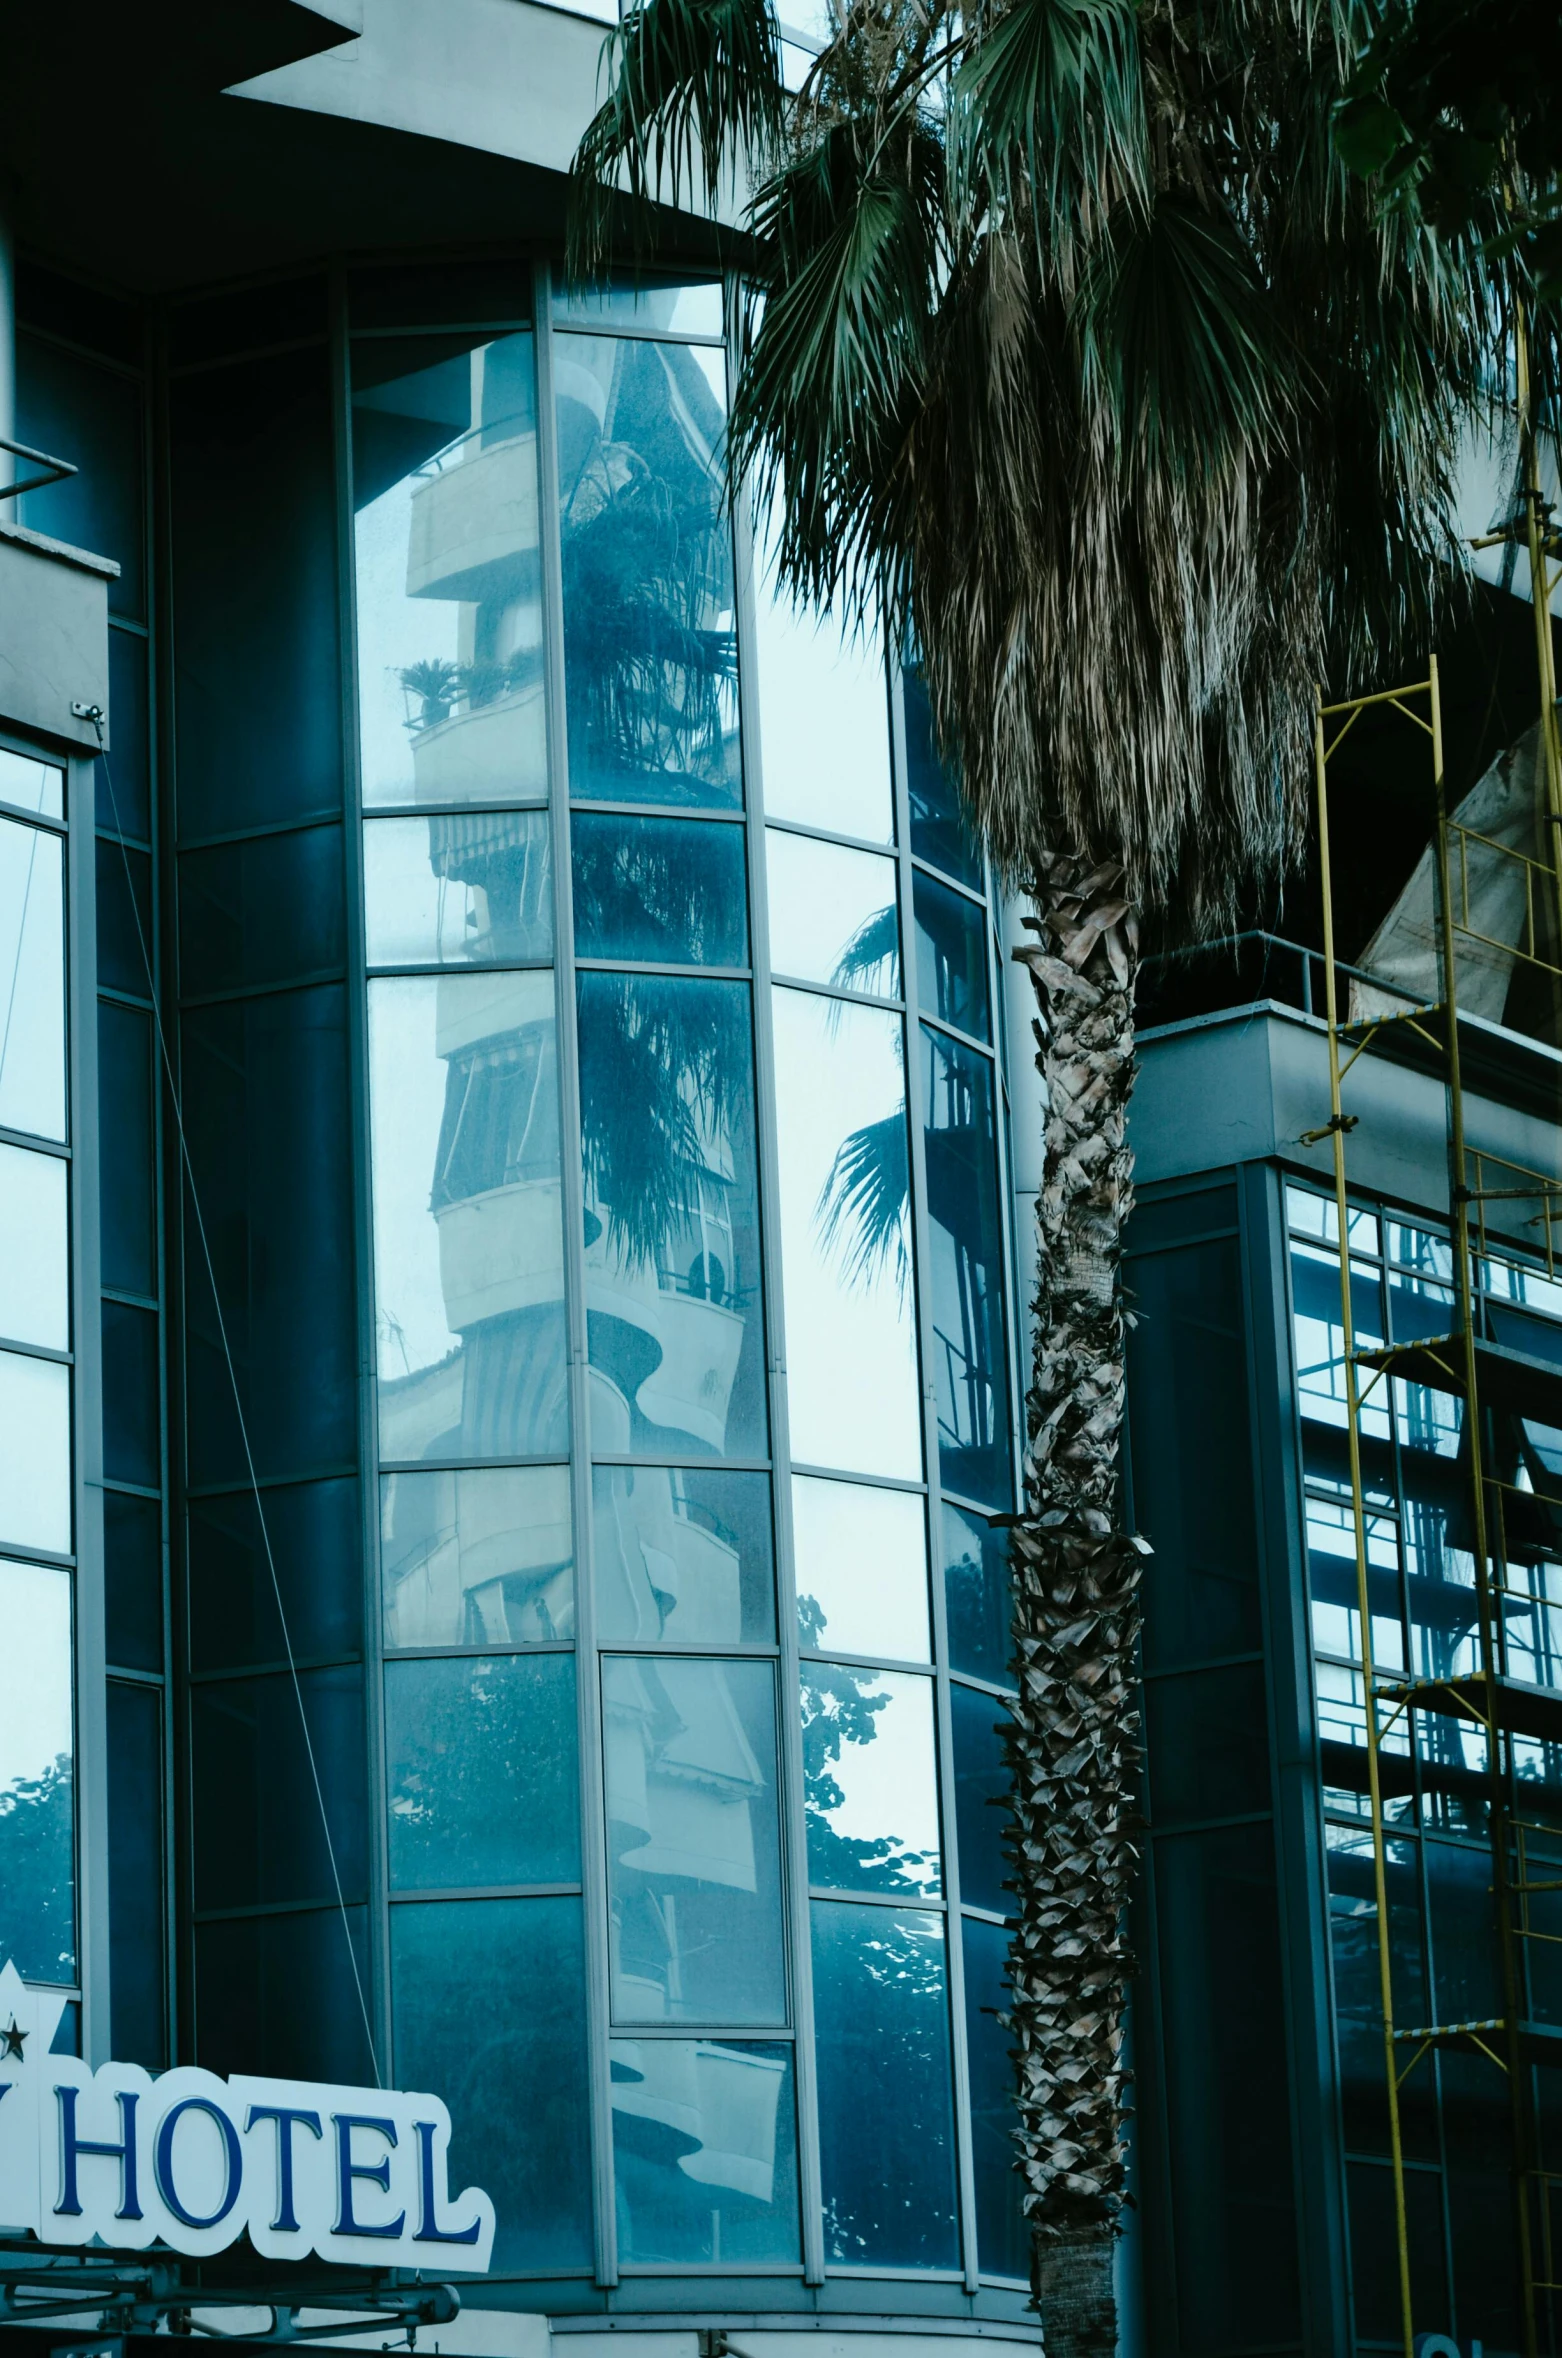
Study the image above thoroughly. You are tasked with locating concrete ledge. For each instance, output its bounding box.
[0,523,113,753]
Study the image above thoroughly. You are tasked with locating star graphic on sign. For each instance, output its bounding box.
[1,2017,25,2060]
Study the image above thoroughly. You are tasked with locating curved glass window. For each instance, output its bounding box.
[382,1463,573,1647]
[611,2035,800,2264]
[578,972,765,1460]
[369,972,567,1463]
[353,335,546,811]
[811,1901,959,2265]
[802,1664,941,1896]
[923,1025,1011,1509]
[385,1652,580,1890]
[556,334,739,809]
[793,1475,928,1663]
[766,829,899,996]
[364,811,553,967]
[594,1464,774,1644]
[573,811,747,968]
[604,1653,786,2024]
[771,988,920,1480]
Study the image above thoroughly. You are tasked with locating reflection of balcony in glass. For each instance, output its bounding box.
[586,1159,746,1457]
[382,1466,574,1648]
[604,1654,785,2027]
[596,1467,744,1642]
[611,2038,786,2198]
[404,426,545,807]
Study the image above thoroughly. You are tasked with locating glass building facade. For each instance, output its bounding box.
[1,254,1031,2311]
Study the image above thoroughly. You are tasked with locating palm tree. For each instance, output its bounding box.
[569,4,1517,2345]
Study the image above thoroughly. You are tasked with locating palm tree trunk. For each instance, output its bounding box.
[1006,848,1145,2358]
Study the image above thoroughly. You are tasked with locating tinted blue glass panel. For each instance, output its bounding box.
[96,837,152,997]
[802,1666,941,1896]
[604,1655,786,2024]
[961,1915,1028,2278]
[578,973,767,1459]
[923,1026,1011,1509]
[351,263,531,331]
[612,2038,800,2263]
[189,1477,362,1673]
[191,1665,366,1911]
[942,1502,1013,1687]
[169,277,326,368]
[572,813,748,967]
[385,1652,580,1891]
[107,1678,165,2068]
[914,869,990,1042]
[0,1557,73,1982]
[98,999,155,1298]
[17,334,144,619]
[595,1464,774,1644]
[556,333,739,808]
[179,827,345,995]
[811,1900,958,2265]
[183,986,357,1484]
[97,629,151,840]
[951,1681,1012,1916]
[903,664,980,886]
[196,1905,375,2085]
[0,1141,68,1352]
[392,1896,592,2272]
[104,1487,163,1673]
[172,348,341,837]
[102,1299,160,1488]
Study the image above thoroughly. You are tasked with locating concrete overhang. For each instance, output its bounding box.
[2,0,725,295]
[1133,999,1562,1218]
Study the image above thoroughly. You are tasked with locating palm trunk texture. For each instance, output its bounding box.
[1006,851,1146,2358]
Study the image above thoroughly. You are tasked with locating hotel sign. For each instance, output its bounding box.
[0,1962,495,2270]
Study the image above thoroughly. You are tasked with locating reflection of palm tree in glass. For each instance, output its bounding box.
[556,335,740,808]
[563,449,737,794]
[799,1614,938,1894]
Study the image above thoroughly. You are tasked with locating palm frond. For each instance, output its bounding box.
[567,0,786,274]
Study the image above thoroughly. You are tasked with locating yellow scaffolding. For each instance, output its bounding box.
[1313,592,1562,2346]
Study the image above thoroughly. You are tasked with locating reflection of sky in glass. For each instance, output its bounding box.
[803,1666,940,1894]
[771,987,920,1480]
[0,750,63,821]
[752,505,891,844]
[0,816,64,1143]
[0,1557,71,1792]
[793,1475,928,1662]
[552,278,723,337]
[766,830,899,996]
[0,1350,71,1556]
[0,1142,68,1351]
